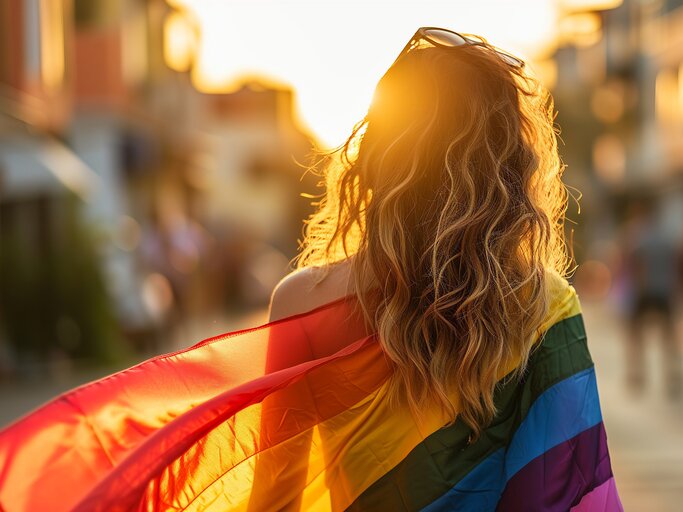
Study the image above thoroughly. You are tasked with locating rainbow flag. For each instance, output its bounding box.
[0,275,623,511]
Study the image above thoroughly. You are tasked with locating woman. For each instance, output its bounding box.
[0,28,622,511]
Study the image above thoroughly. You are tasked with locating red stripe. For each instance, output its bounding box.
[0,294,371,511]
[73,336,388,511]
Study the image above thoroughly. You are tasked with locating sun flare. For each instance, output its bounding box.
[168,0,562,148]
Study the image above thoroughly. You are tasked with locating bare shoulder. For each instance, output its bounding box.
[268,260,355,322]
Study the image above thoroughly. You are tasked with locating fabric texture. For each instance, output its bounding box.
[0,273,623,511]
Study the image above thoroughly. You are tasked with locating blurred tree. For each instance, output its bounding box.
[0,193,128,374]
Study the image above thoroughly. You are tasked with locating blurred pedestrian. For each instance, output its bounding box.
[622,199,682,399]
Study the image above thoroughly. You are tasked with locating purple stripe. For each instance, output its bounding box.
[496,421,614,512]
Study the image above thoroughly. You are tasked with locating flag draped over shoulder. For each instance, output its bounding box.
[0,274,623,512]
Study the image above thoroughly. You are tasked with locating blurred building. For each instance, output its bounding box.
[550,0,683,289]
[1,0,317,373]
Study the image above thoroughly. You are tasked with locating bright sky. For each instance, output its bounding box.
[167,0,603,148]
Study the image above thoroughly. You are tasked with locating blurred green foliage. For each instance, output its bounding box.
[0,193,128,369]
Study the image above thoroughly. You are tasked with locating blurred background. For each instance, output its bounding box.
[1,0,682,509]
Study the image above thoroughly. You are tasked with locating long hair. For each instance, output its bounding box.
[294,39,571,441]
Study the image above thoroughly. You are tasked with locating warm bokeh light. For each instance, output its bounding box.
[39,0,65,91]
[163,11,198,72]
[592,133,626,184]
[591,81,626,123]
[559,12,603,47]
[532,59,558,90]
[559,0,622,11]
[656,67,682,124]
[573,259,613,300]
[166,0,560,148]
[656,69,676,123]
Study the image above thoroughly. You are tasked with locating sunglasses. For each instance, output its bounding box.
[392,26,525,69]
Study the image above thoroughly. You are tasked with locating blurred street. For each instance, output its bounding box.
[583,299,683,511]
[1,299,682,511]
[0,305,270,432]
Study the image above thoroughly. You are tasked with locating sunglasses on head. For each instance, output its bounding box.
[392,26,525,69]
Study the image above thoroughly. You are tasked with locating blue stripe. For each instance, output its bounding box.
[421,366,602,512]
[503,366,602,480]
[421,447,506,512]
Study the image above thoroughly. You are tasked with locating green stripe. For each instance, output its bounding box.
[346,313,592,511]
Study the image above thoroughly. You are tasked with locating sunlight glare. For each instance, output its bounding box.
[164,11,198,72]
[559,0,622,11]
[169,0,559,148]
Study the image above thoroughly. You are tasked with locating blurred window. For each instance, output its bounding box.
[40,0,65,92]
[22,0,65,92]
[24,0,41,81]
[163,11,197,72]
[656,68,682,125]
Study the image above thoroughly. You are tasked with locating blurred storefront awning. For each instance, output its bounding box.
[0,135,100,201]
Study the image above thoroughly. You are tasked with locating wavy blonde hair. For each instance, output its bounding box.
[294,40,570,441]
